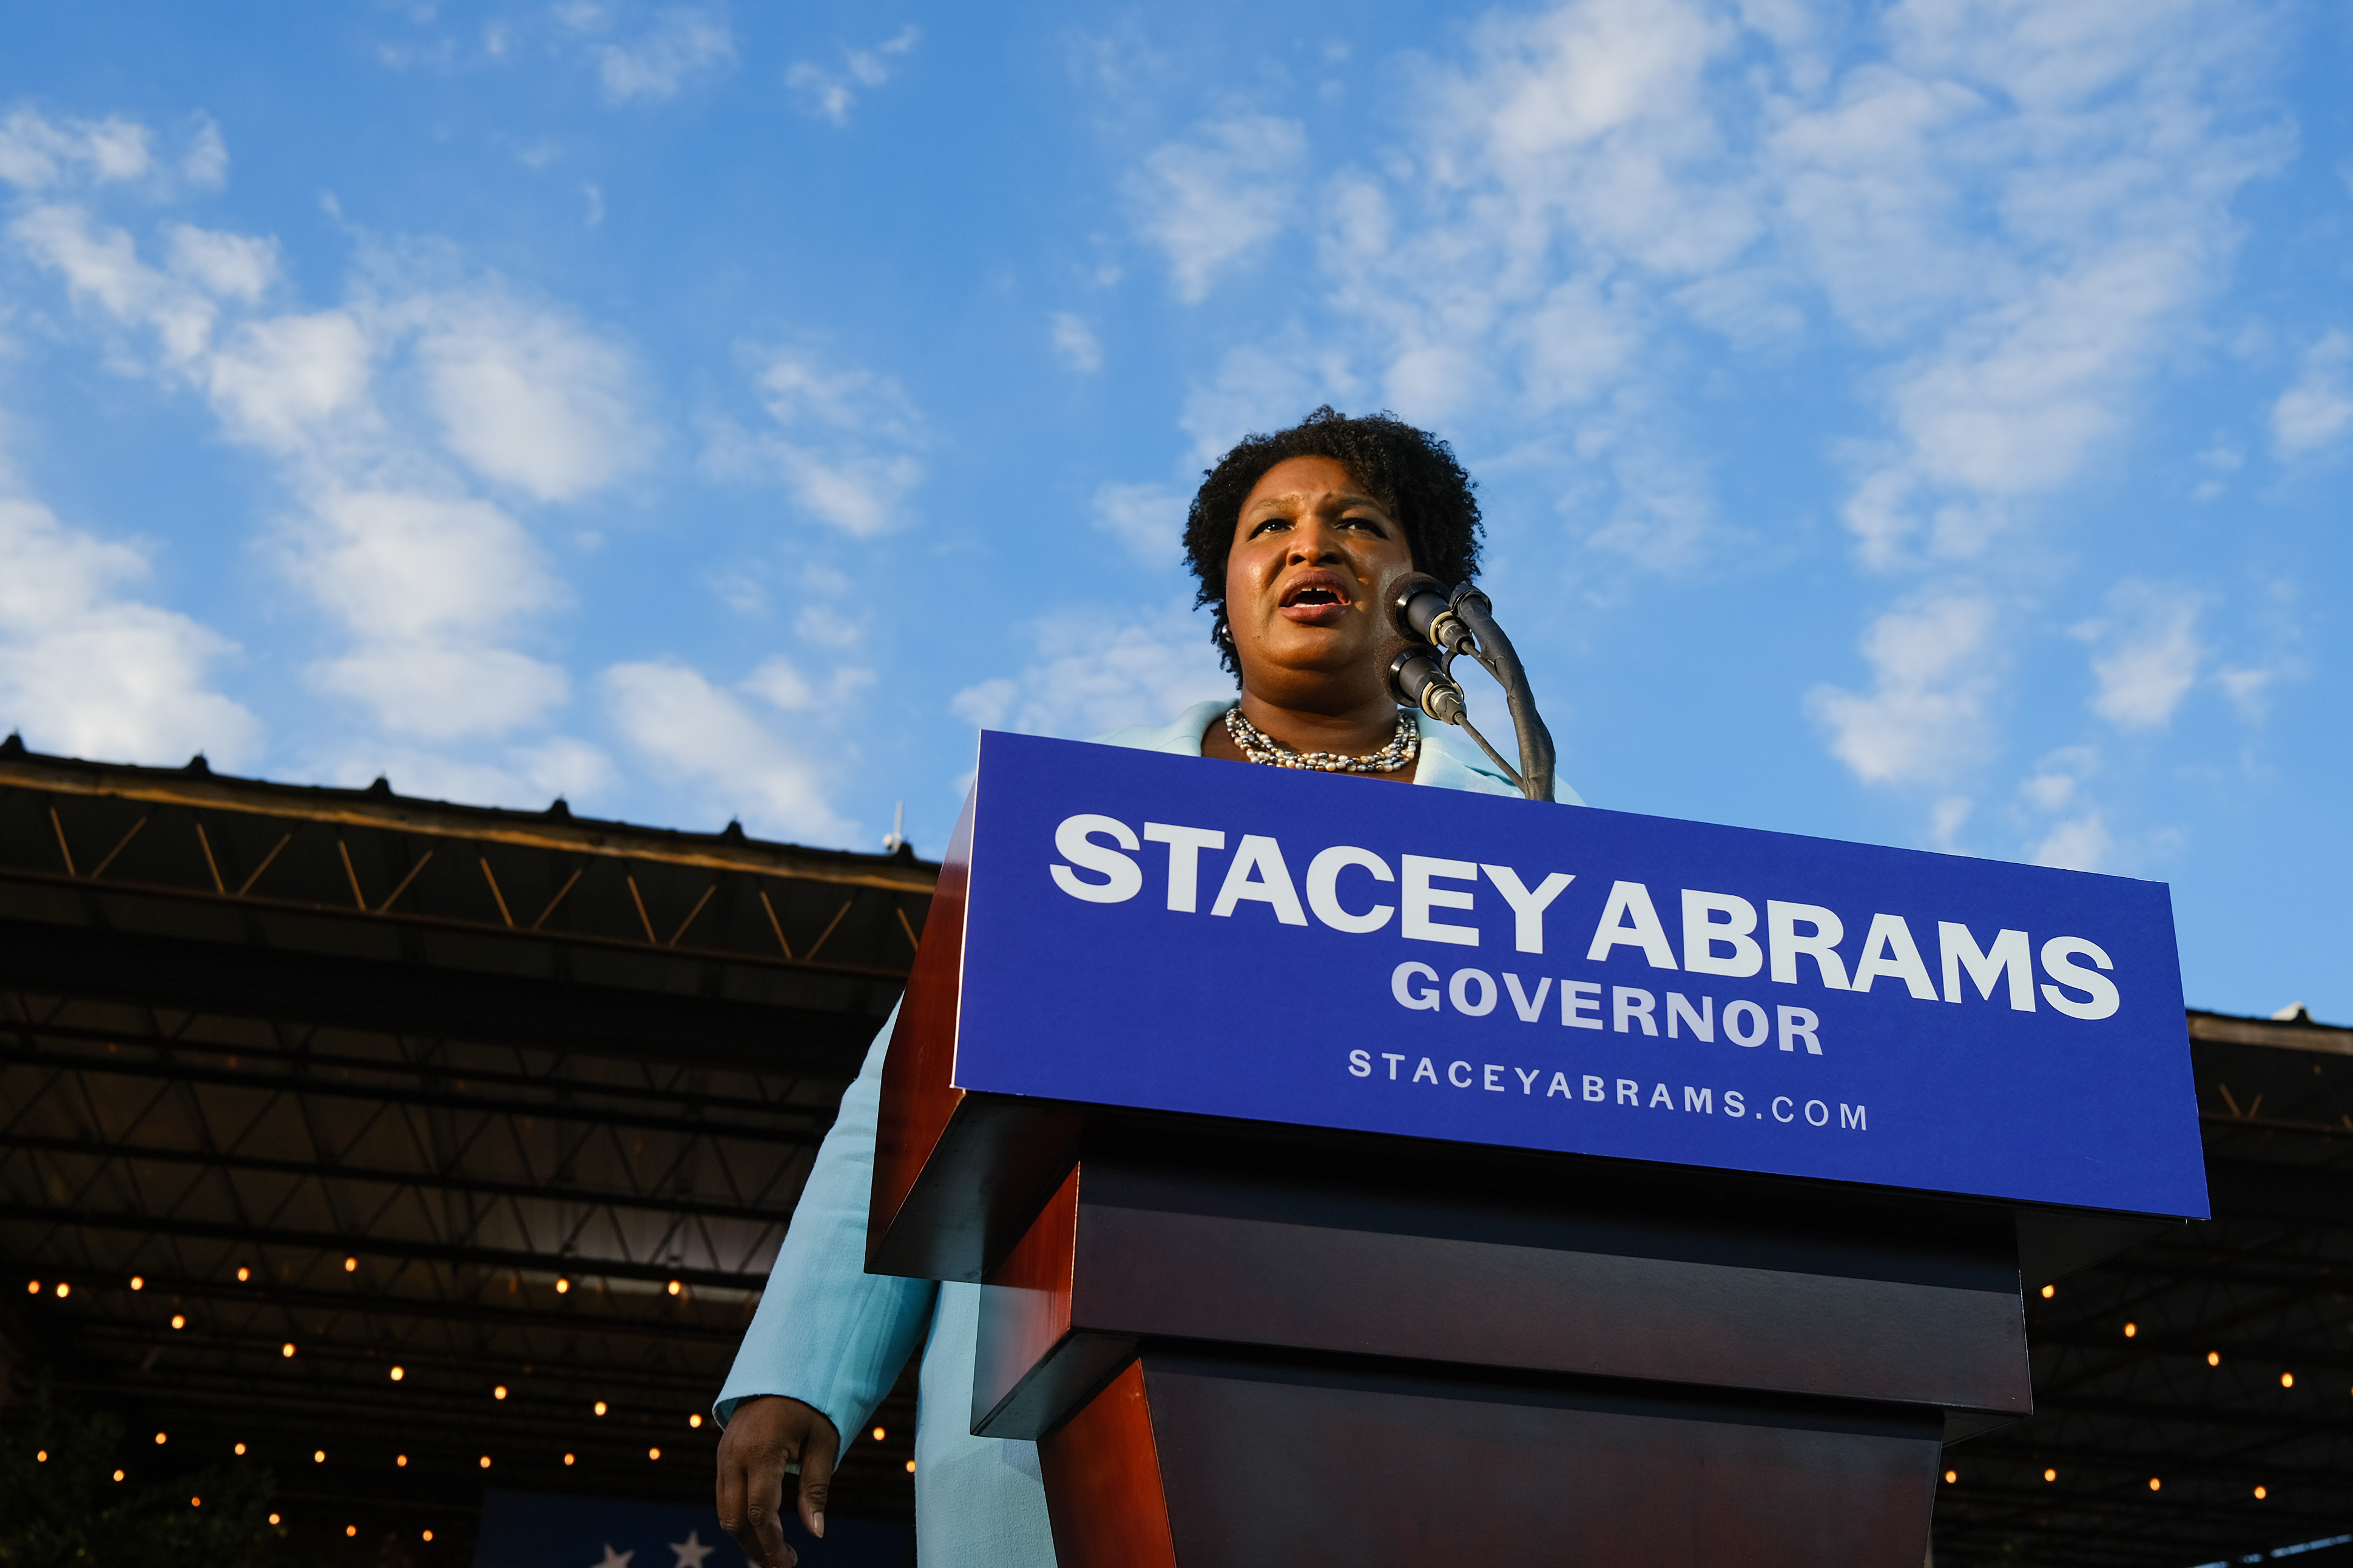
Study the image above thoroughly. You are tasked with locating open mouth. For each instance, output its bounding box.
[1278,576,1354,625]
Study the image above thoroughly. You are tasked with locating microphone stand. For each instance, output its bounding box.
[1388,577,1557,804]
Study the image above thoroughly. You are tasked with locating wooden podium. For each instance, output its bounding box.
[869,737,2203,1566]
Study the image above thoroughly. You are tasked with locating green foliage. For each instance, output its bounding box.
[0,1383,292,1568]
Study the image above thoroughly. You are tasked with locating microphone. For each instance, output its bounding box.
[1388,647,1465,723]
[1390,574,1471,655]
[1382,570,1557,803]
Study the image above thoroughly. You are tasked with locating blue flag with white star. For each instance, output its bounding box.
[475,1489,911,1568]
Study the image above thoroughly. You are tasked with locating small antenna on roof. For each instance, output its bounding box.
[882,800,906,854]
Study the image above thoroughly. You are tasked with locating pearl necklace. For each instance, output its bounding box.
[1223,707,1419,775]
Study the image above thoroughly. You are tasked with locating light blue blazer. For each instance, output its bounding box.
[714,700,1581,1566]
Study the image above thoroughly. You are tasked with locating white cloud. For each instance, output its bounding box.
[10,203,218,363]
[206,311,375,452]
[311,643,570,741]
[2074,582,2203,730]
[413,292,646,501]
[589,7,736,103]
[1804,593,1997,786]
[2270,330,2353,460]
[1049,312,1101,373]
[285,489,562,644]
[2028,812,2113,873]
[1126,116,1306,303]
[950,601,1231,741]
[601,659,850,842]
[1178,343,1345,467]
[0,109,152,192]
[166,223,278,300]
[0,496,263,767]
[1091,482,1187,568]
[786,26,920,126]
[710,346,924,535]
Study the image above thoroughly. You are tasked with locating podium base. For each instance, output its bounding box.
[1039,1353,1940,1568]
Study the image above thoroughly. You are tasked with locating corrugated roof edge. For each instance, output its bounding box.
[2189,1008,2352,1058]
[0,731,938,893]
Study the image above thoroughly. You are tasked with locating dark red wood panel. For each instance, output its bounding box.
[1132,1353,1940,1567]
[1036,1359,1177,1568]
[868,789,973,1271]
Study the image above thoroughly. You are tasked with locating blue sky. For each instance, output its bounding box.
[1,0,2347,1020]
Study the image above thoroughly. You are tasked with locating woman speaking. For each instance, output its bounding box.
[712,407,1579,1567]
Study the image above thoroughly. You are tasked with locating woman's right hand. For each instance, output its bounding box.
[715,1395,840,1568]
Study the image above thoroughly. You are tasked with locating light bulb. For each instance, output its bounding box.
[564,1453,576,1466]
[556,1279,570,1294]
[494,1385,508,1399]
[281,1342,296,1358]
[689,1413,702,1428]
[424,1531,434,1543]
[905,1460,916,1474]
[1942,1470,1956,1484]
[594,1401,607,1416]
[2123,1322,2137,1338]
[2255,1486,2268,1500]
[390,1366,404,1381]
[269,1514,280,1526]
[55,1282,69,1297]
[234,1443,246,1456]
[872,1426,886,1441]
[343,1257,357,1272]
[314,1450,325,1464]
[2043,1469,2056,1482]
[171,1314,186,1330]
[667,1280,681,1296]
[397,1456,408,1468]
[2208,1351,2220,1366]
[129,1276,143,1291]
[648,1447,661,1461]
[237,1267,249,1282]
[155,1432,167,1445]
[479,1456,492,1470]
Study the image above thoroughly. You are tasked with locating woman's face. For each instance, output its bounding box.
[1223,455,1416,711]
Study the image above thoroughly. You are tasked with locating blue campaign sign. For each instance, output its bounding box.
[951,732,2207,1220]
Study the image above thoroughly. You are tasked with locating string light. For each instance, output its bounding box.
[314,1450,326,1464]
[343,1257,357,1273]
[2123,1322,2137,1338]
[2281,1372,2295,1388]
[2208,1351,2221,1366]
[564,1453,576,1467]
[237,1267,250,1282]
[129,1276,143,1291]
[872,1426,886,1441]
[234,1443,246,1456]
[667,1281,682,1296]
[1943,1470,1957,1484]
[281,1342,297,1358]
[346,1526,358,1538]
[904,1461,916,1475]
[171,1314,186,1330]
[25,1280,38,1294]
[2043,1469,2056,1482]
[155,1432,167,1445]
[269,1513,281,1526]
[688,1413,702,1428]
[2039,1284,2055,1298]
[648,1447,661,1461]
[2255,1486,2269,1499]
[396,1456,408,1469]
[493,1386,508,1400]
[479,1456,493,1470]
[191,1497,201,1509]
[555,1279,570,1294]
[594,1401,607,1416]
[2149,1477,2162,1491]
[55,1282,69,1297]
[35,1450,47,1463]
[424,1531,435,1543]
[113,1470,125,1482]
[390,1367,404,1381]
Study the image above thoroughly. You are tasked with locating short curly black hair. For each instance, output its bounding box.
[1185,406,1483,678]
